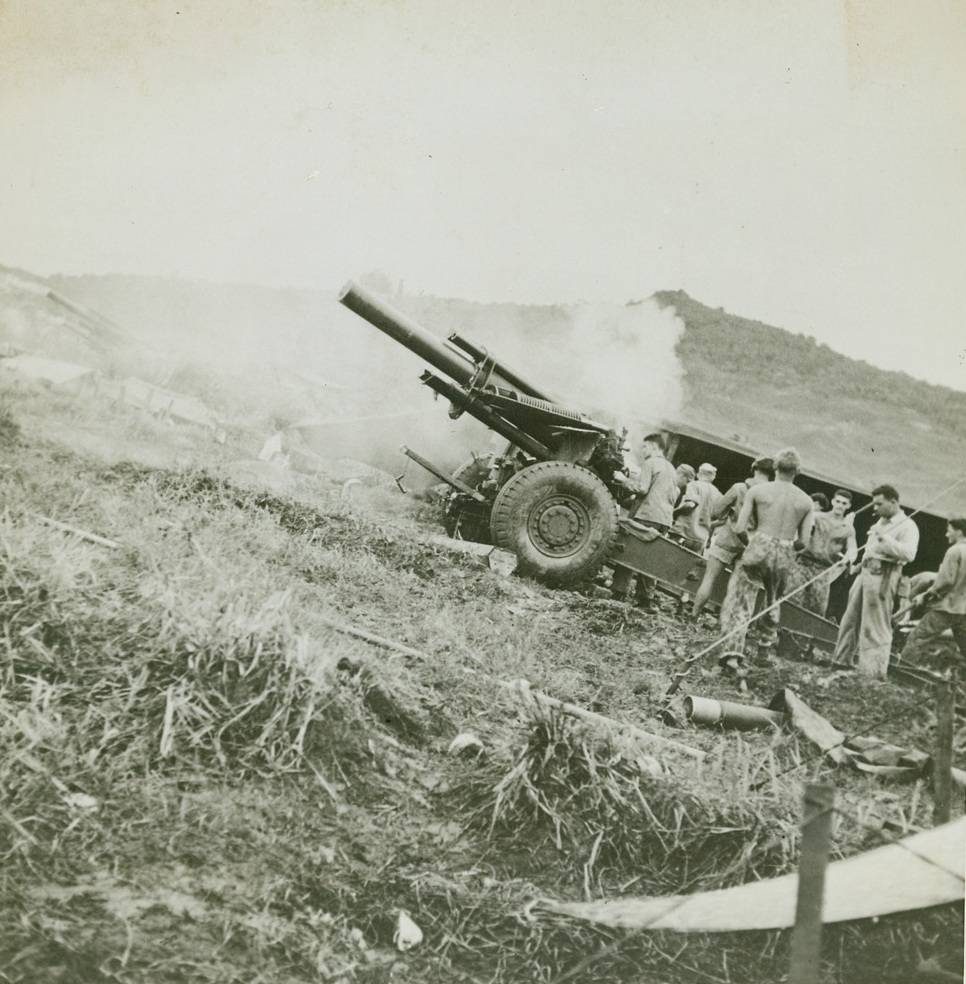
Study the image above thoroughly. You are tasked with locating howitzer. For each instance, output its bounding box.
[337,281,843,654]
[339,280,629,584]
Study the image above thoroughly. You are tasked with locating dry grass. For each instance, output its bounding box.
[454,709,795,898]
[0,384,961,984]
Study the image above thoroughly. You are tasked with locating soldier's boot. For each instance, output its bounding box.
[634,582,656,614]
[755,642,776,666]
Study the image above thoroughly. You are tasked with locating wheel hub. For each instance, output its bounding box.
[529,496,589,556]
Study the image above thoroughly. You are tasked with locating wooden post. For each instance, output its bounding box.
[933,674,955,825]
[789,782,835,984]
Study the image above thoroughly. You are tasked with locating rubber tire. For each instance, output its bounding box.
[442,457,493,543]
[489,461,618,586]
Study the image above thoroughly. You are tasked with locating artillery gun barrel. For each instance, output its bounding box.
[446,333,553,402]
[420,372,552,461]
[339,281,477,388]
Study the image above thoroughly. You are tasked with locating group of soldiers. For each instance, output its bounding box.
[611,432,966,679]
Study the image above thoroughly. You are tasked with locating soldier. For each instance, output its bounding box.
[672,462,723,553]
[896,517,966,664]
[717,448,814,660]
[789,488,858,616]
[833,484,919,679]
[673,463,696,504]
[610,432,678,611]
[692,456,775,619]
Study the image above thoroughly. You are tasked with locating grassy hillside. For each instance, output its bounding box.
[46,273,333,364]
[0,362,962,982]
[660,290,966,514]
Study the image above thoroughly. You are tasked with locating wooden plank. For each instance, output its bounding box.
[539,816,966,932]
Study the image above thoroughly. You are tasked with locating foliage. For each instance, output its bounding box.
[455,709,794,898]
[655,290,966,512]
[658,289,966,428]
[0,385,962,984]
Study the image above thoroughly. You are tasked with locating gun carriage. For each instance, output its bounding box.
[338,280,839,651]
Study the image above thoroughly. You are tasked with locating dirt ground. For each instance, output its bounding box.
[0,378,962,984]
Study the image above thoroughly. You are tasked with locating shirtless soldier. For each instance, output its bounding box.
[717,448,814,660]
[691,456,775,619]
[788,488,858,616]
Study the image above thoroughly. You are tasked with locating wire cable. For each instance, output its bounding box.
[829,801,965,885]
[663,471,966,699]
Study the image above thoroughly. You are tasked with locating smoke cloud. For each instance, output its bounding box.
[316,292,687,480]
[504,299,685,436]
[386,290,686,455]
[9,270,686,484]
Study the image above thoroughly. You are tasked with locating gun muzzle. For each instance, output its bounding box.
[339,281,476,388]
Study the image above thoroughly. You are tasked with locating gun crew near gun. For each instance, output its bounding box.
[339,280,966,681]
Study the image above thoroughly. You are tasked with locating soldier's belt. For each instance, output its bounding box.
[863,557,900,575]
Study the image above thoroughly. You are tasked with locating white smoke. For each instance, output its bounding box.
[436,297,686,440]
[18,270,687,484]
[326,289,688,476]
[542,300,685,436]
[316,291,687,479]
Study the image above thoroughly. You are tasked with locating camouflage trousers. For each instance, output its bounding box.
[719,534,799,654]
[898,610,966,664]
[786,555,835,616]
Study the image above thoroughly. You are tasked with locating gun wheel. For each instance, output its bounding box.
[490,461,617,586]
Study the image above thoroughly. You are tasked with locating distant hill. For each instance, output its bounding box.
[26,271,966,514]
[46,273,336,373]
[658,290,966,514]
[0,263,128,364]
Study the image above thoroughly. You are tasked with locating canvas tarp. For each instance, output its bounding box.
[538,817,965,932]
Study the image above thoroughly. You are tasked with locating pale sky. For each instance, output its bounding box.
[1,0,964,390]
